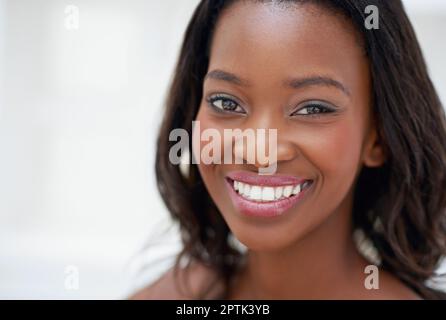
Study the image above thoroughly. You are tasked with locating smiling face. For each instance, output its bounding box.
[194,1,385,251]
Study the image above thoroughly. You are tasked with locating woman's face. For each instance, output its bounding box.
[194,2,385,251]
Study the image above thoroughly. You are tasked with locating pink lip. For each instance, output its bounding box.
[226,171,308,187]
[225,171,314,218]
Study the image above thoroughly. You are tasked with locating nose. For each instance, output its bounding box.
[232,128,299,171]
[273,140,300,163]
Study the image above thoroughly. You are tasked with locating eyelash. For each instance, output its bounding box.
[290,102,337,118]
[206,94,245,114]
[206,94,336,118]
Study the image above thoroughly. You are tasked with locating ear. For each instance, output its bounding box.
[362,123,387,168]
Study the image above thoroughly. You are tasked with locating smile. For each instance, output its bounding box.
[225,171,314,218]
[232,180,312,202]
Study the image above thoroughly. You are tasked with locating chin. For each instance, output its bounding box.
[224,217,307,253]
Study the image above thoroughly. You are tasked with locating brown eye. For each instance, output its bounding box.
[291,101,336,118]
[207,94,246,114]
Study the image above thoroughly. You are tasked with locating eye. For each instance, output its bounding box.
[290,101,337,118]
[206,94,246,114]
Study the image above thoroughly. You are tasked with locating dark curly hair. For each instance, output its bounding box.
[154,0,446,299]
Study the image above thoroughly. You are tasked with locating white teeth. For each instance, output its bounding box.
[250,186,262,201]
[239,183,244,194]
[243,184,250,198]
[232,180,310,202]
[275,186,283,199]
[262,187,275,201]
[283,186,293,198]
[292,184,301,195]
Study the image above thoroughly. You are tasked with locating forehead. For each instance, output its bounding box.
[207,1,369,94]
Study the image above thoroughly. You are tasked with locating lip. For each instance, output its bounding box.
[225,171,314,218]
[226,171,308,187]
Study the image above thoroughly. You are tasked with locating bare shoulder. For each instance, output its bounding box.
[128,261,223,300]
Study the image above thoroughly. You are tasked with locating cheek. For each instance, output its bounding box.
[193,107,226,192]
[300,119,364,194]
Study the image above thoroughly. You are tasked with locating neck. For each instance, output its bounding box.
[231,188,369,299]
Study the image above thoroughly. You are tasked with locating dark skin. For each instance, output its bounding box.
[132,2,420,299]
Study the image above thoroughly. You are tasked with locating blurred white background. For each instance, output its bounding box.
[0,0,445,299]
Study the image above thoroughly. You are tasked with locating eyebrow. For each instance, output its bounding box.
[283,76,351,97]
[205,69,250,87]
[204,69,351,97]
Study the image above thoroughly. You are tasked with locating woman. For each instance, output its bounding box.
[132,0,446,299]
